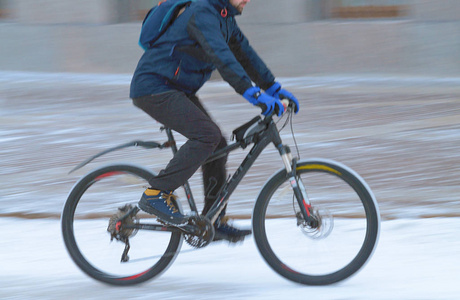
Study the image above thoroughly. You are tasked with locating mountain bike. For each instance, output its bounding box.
[61,101,380,286]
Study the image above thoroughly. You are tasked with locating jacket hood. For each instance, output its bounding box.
[208,0,241,17]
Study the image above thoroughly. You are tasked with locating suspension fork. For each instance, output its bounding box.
[277,144,313,223]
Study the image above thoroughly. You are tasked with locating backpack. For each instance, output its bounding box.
[139,0,195,50]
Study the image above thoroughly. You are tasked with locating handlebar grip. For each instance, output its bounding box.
[272,99,291,116]
[258,99,293,116]
[280,97,298,113]
[281,99,290,110]
[256,103,268,114]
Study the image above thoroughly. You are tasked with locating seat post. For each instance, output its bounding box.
[162,127,178,155]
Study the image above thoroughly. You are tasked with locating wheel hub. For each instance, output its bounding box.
[296,207,334,239]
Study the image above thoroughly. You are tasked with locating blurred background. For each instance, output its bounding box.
[1,0,459,218]
[0,0,459,76]
[1,0,460,216]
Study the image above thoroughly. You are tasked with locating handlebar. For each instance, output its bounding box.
[271,98,296,117]
[258,99,295,128]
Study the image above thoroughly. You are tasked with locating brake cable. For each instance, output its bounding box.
[276,109,301,160]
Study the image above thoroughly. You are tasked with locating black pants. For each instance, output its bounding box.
[133,91,227,215]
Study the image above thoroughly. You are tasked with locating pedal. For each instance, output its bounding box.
[213,232,247,243]
[213,218,252,244]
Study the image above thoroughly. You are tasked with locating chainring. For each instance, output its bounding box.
[107,204,139,242]
[184,215,215,248]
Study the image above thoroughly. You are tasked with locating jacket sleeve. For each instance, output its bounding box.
[186,6,253,95]
[228,22,276,91]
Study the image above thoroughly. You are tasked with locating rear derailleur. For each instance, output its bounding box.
[107,204,140,262]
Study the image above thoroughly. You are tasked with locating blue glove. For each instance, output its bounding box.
[243,86,285,116]
[266,82,300,113]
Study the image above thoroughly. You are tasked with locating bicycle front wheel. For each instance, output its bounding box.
[61,164,183,286]
[253,159,380,285]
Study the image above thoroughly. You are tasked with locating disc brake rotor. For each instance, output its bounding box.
[296,207,334,240]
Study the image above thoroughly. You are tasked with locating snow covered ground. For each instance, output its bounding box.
[1,217,460,300]
[1,72,460,299]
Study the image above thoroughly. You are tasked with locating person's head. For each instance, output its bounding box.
[229,0,250,13]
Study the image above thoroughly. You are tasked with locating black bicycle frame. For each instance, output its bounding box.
[164,114,312,225]
[121,113,313,235]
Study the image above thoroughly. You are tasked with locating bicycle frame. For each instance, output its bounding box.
[70,111,314,234]
[165,113,313,225]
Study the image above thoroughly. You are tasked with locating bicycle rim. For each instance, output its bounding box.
[253,159,379,285]
[61,164,183,285]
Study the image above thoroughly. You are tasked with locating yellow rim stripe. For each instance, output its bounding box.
[297,164,342,176]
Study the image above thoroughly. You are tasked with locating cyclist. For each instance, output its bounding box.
[130,0,299,242]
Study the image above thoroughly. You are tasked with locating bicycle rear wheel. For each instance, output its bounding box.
[253,159,380,285]
[61,164,183,286]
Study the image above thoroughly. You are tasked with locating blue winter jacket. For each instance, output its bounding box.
[130,0,275,98]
